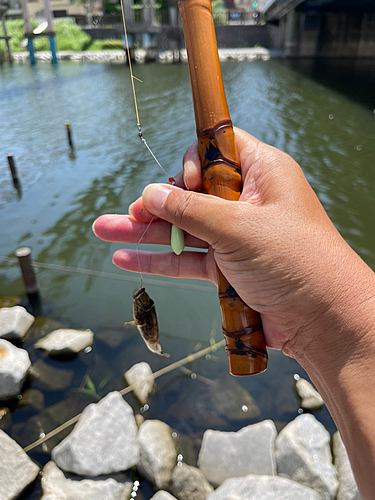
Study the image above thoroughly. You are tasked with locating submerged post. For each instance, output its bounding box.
[16,247,42,315]
[6,153,19,186]
[65,121,74,149]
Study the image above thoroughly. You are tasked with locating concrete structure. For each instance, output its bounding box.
[263,0,375,57]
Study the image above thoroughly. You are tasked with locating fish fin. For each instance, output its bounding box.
[124,321,136,326]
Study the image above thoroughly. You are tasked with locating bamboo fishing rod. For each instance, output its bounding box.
[178,0,268,376]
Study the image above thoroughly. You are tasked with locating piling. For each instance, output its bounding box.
[6,153,19,186]
[16,247,42,315]
[1,15,13,64]
[16,248,39,295]
[65,121,74,149]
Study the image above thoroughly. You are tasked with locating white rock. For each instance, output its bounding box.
[0,339,31,399]
[151,492,178,500]
[206,474,321,500]
[41,461,133,500]
[295,378,324,410]
[124,362,155,405]
[198,420,277,487]
[0,306,35,340]
[137,419,177,489]
[0,429,39,500]
[35,329,94,356]
[52,392,139,476]
[169,463,214,500]
[332,432,361,500]
[275,414,338,500]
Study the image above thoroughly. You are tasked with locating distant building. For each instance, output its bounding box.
[5,0,87,21]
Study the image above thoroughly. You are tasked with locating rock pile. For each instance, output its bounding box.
[1,386,361,500]
[0,304,361,500]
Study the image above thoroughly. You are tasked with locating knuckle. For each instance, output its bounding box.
[173,191,196,227]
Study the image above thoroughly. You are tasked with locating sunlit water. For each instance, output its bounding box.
[0,59,374,499]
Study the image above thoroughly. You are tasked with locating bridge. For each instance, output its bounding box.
[262,0,375,57]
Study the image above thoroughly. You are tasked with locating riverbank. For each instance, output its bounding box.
[12,48,286,64]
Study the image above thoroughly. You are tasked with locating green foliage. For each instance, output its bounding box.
[103,0,121,14]
[0,19,31,52]
[55,20,92,51]
[211,0,227,25]
[0,19,124,53]
[86,39,124,50]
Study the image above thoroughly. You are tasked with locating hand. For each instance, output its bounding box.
[92,128,369,357]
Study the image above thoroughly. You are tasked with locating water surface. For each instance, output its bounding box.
[0,59,374,499]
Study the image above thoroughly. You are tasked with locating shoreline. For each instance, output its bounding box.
[11,48,286,64]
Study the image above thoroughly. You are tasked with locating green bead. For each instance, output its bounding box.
[171,225,185,255]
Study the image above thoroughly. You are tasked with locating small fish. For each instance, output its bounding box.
[124,287,169,357]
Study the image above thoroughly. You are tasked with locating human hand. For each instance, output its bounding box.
[93,128,367,358]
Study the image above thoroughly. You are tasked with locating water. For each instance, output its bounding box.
[1,59,375,498]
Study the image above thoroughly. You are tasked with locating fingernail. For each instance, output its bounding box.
[143,184,171,213]
[128,202,135,217]
[92,219,100,236]
[183,160,196,190]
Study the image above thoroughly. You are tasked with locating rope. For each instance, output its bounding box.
[0,256,215,294]
[23,339,225,453]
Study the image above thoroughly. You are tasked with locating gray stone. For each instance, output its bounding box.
[35,329,93,356]
[124,361,155,405]
[0,306,35,340]
[198,420,277,487]
[137,419,177,489]
[41,461,133,500]
[31,359,74,391]
[0,339,31,399]
[275,414,338,500]
[206,474,321,500]
[0,429,40,500]
[295,377,324,411]
[135,414,145,428]
[151,492,178,500]
[52,392,139,476]
[332,432,361,500]
[169,463,214,500]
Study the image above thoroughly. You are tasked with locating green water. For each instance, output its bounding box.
[0,59,374,498]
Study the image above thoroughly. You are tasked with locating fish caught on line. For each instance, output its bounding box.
[124,287,169,357]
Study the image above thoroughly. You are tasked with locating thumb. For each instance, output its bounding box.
[142,183,244,249]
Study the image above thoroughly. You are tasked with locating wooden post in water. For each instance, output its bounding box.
[1,15,13,64]
[43,0,58,64]
[16,247,42,315]
[65,121,74,149]
[178,0,268,376]
[6,153,19,187]
[20,0,36,65]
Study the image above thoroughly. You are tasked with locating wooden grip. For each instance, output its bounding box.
[179,0,268,376]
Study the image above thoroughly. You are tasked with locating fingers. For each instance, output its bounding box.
[183,142,202,191]
[113,248,217,284]
[141,184,248,250]
[93,214,208,249]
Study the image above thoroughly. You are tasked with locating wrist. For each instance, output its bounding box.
[283,238,375,371]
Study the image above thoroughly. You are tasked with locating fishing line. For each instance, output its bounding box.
[120,0,174,184]
[136,216,155,287]
[120,0,182,282]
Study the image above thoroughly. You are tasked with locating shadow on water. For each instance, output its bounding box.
[281,59,375,112]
